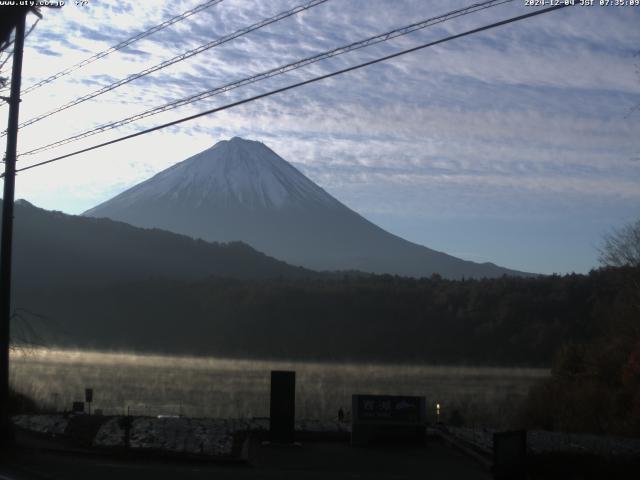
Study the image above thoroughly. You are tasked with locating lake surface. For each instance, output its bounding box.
[10,348,548,426]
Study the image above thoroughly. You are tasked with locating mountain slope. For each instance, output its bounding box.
[8,199,313,292]
[84,137,528,278]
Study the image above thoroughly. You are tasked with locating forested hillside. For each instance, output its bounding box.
[16,266,639,367]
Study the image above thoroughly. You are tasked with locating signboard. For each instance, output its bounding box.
[85,388,93,403]
[351,394,426,446]
[354,395,422,423]
[72,401,84,413]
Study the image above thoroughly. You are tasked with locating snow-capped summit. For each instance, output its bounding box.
[92,137,339,212]
[84,137,526,278]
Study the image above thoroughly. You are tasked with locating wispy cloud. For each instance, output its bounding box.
[9,0,640,273]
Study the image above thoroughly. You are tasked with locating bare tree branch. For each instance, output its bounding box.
[598,219,640,268]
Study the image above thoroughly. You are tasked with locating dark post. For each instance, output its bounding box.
[269,370,295,443]
[85,388,93,415]
[0,11,27,446]
[493,430,527,479]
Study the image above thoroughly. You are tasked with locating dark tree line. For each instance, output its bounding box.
[23,266,639,368]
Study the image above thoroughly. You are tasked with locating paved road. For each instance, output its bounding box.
[0,437,492,480]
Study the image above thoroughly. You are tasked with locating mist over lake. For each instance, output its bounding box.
[10,349,548,425]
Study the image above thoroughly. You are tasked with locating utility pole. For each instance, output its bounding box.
[0,11,26,446]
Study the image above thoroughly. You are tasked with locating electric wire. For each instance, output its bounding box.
[7,0,329,134]
[0,0,226,95]
[18,0,512,157]
[0,19,40,91]
[12,3,573,176]
[0,51,13,72]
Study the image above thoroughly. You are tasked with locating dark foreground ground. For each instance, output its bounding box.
[2,424,638,479]
[0,434,490,480]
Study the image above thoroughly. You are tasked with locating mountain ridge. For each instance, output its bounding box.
[84,137,531,279]
[7,198,315,292]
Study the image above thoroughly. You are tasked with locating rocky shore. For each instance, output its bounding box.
[12,414,350,459]
[446,426,640,461]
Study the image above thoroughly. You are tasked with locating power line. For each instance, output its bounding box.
[0,51,12,75]
[13,3,573,176]
[6,0,329,134]
[0,0,225,95]
[0,19,40,91]
[0,19,39,70]
[19,0,512,157]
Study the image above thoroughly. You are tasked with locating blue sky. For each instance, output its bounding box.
[2,0,639,274]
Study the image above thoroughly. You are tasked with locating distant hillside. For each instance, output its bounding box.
[7,199,314,293]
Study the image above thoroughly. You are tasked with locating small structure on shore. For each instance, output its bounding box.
[269,370,295,444]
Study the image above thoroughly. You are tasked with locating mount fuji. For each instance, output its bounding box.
[84,137,526,278]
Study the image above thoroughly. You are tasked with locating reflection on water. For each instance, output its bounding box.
[10,348,548,424]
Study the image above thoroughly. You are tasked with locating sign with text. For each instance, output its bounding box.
[353,395,424,423]
[351,394,426,446]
